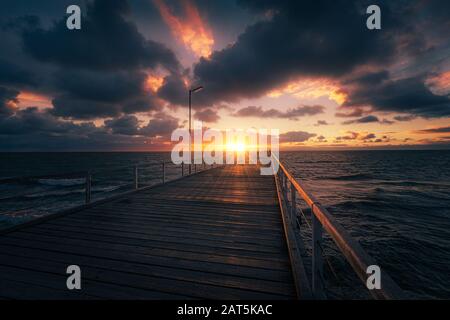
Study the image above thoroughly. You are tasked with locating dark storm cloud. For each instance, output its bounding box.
[342,70,390,86]
[21,0,180,72]
[232,105,324,120]
[0,59,36,87]
[157,73,188,106]
[54,70,147,103]
[279,131,317,143]
[0,86,19,117]
[105,112,181,137]
[190,0,400,105]
[140,112,180,138]
[0,107,181,151]
[51,96,121,119]
[0,107,102,135]
[50,69,163,119]
[343,74,450,118]
[104,115,140,135]
[0,0,180,121]
[194,108,220,123]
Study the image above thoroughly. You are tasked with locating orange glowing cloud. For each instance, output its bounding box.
[426,71,450,96]
[17,92,52,109]
[145,74,165,92]
[267,78,347,105]
[153,0,214,58]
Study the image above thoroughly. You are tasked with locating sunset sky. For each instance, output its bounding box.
[0,0,449,151]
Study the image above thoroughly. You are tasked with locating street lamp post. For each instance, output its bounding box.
[188,86,203,174]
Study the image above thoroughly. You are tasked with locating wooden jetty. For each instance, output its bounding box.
[0,161,403,299]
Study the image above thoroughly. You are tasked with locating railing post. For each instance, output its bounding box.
[85,172,91,204]
[194,164,197,173]
[134,165,138,189]
[290,181,296,222]
[162,162,165,183]
[312,205,324,298]
[181,163,184,177]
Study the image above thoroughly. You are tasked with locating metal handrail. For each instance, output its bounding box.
[272,155,404,300]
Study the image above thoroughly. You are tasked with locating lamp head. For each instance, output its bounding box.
[190,86,204,93]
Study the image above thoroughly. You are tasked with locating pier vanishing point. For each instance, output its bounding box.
[0,161,403,299]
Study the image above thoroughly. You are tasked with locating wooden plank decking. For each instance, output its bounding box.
[0,165,298,299]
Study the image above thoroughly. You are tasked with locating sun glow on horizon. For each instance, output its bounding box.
[225,141,246,152]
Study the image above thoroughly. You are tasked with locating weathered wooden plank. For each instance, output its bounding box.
[0,242,292,283]
[27,224,286,253]
[53,215,285,241]
[5,231,289,263]
[0,264,188,299]
[19,227,287,255]
[62,211,284,233]
[45,219,285,245]
[0,248,294,296]
[0,231,290,271]
[0,253,291,299]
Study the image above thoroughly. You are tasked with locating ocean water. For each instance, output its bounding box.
[0,150,449,299]
[282,150,450,299]
[0,152,175,228]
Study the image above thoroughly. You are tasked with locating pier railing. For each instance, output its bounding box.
[0,161,217,217]
[272,156,404,300]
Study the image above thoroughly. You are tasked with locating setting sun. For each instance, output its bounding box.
[225,141,246,152]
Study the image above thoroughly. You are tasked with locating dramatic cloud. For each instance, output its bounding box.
[1,0,181,121]
[0,107,103,136]
[21,0,179,72]
[194,108,220,123]
[0,0,448,151]
[0,86,19,117]
[0,59,36,87]
[104,115,140,135]
[191,0,402,105]
[153,0,214,58]
[342,73,450,118]
[232,105,324,120]
[342,115,394,125]
[0,107,180,151]
[50,70,163,119]
[157,73,188,106]
[140,112,180,138]
[280,131,317,143]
